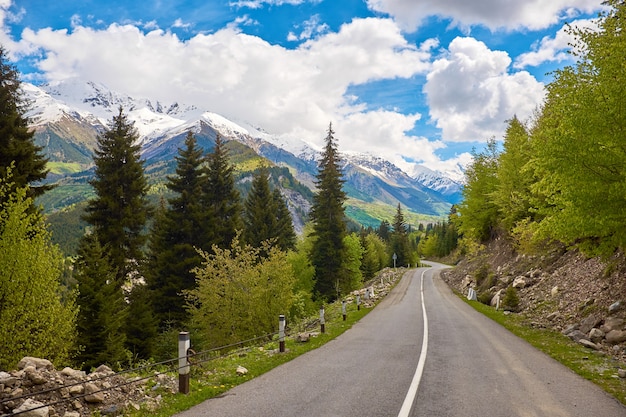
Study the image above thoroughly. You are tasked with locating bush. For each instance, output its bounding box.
[502,287,520,312]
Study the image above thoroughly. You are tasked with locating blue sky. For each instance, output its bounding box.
[0,0,603,179]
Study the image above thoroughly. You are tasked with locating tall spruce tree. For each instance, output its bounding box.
[146,131,207,329]
[390,203,410,267]
[74,235,128,370]
[272,187,296,251]
[309,123,347,301]
[243,166,296,253]
[0,46,51,204]
[83,107,151,283]
[203,134,242,250]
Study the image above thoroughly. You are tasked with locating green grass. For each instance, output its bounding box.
[47,161,85,174]
[127,296,377,417]
[463,298,626,406]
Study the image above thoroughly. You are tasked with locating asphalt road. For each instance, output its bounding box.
[174,263,626,417]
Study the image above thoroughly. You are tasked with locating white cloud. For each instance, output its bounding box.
[366,0,601,31]
[514,18,598,68]
[287,14,329,41]
[424,37,545,142]
[15,18,433,164]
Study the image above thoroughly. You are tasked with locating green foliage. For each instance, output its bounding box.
[286,229,316,319]
[0,177,77,371]
[309,124,348,301]
[0,46,52,204]
[528,2,626,257]
[493,116,534,231]
[456,140,500,243]
[360,232,387,279]
[502,286,520,312]
[186,236,295,349]
[243,165,296,253]
[202,134,242,250]
[74,235,129,370]
[390,204,413,266]
[145,132,207,330]
[83,107,151,283]
[340,233,364,294]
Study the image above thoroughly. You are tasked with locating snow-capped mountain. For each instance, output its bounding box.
[25,79,462,224]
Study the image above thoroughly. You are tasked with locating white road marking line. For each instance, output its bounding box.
[398,268,429,417]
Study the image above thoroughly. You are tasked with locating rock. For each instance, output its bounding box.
[25,366,47,385]
[551,286,559,297]
[0,371,18,387]
[61,367,86,379]
[546,312,559,321]
[13,398,49,417]
[84,382,105,403]
[18,357,53,371]
[605,330,626,345]
[579,314,602,334]
[608,301,623,314]
[566,330,587,342]
[69,384,84,395]
[63,413,81,417]
[93,365,114,376]
[600,317,624,333]
[562,324,579,335]
[101,404,120,415]
[579,339,600,350]
[236,366,248,376]
[512,276,527,289]
[618,369,626,379]
[295,333,310,343]
[589,328,605,343]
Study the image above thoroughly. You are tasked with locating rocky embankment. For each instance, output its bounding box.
[440,237,626,365]
[0,357,177,417]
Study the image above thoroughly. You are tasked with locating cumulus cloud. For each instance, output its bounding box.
[514,18,598,68]
[15,17,435,165]
[366,0,601,31]
[424,37,545,142]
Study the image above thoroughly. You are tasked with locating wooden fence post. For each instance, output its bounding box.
[178,332,190,394]
[356,295,361,311]
[342,300,347,321]
[320,307,325,333]
[279,315,286,353]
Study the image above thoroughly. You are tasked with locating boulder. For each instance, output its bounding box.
[579,314,602,334]
[17,357,53,371]
[608,301,623,314]
[589,328,605,344]
[566,330,587,342]
[61,367,86,379]
[236,366,248,376]
[512,276,527,289]
[13,399,49,417]
[579,339,600,350]
[600,317,625,333]
[605,330,626,345]
[24,367,47,385]
[84,382,105,403]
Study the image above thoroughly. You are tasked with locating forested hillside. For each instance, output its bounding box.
[455,1,626,259]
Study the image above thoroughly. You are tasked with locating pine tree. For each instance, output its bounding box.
[272,187,296,251]
[74,235,128,370]
[0,46,51,204]
[243,166,275,249]
[390,203,411,266]
[243,166,296,253]
[83,107,151,283]
[146,132,207,329]
[309,123,347,301]
[202,134,242,250]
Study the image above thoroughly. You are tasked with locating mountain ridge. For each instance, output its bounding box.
[25,79,462,234]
